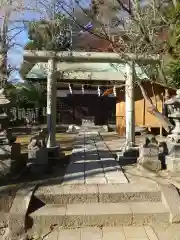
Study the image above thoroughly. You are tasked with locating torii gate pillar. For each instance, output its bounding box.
[46,58,60,160]
[47,58,57,147]
[125,62,135,148]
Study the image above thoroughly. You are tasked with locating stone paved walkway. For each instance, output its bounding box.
[63,132,128,184]
[45,226,161,240]
[26,131,180,240]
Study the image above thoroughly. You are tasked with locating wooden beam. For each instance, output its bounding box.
[21,50,160,63]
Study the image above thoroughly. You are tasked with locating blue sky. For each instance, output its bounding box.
[7,3,43,83]
[8,22,29,82]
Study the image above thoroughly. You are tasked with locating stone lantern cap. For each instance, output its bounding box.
[165,89,180,107]
[177,89,180,96]
[0,89,10,106]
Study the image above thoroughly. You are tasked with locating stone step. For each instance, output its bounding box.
[35,183,162,204]
[29,202,170,232]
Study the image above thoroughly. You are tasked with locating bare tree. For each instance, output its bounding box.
[0,0,45,87]
[18,0,177,131]
[59,0,177,132]
[0,0,23,86]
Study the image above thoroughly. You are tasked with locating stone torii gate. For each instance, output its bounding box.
[22,50,160,150]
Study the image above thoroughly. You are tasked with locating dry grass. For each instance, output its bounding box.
[16,133,76,155]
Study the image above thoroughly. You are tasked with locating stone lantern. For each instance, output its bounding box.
[0,89,21,179]
[165,89,180,172]
[165,89,180,143]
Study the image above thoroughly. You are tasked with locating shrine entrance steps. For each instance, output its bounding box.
[29,132,175,237]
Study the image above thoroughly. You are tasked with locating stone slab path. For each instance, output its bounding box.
[44,226,161,240]
[42,224,180,240]
[63,132,128,185]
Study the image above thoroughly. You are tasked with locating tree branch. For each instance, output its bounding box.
[137,81,173,132]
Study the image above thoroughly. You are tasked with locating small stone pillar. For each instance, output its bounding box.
[28,130,48,173]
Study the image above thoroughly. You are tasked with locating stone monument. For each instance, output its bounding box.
[165,89,180,172]
[28,128,48,173]
[137,136,161,172]
[82,116,95,128]
[0,89,21,178]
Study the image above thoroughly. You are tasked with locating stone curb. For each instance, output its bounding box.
[7,184,38,240]
[160,183,180,223]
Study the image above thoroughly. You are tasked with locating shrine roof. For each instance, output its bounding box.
[25,62,149,81]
